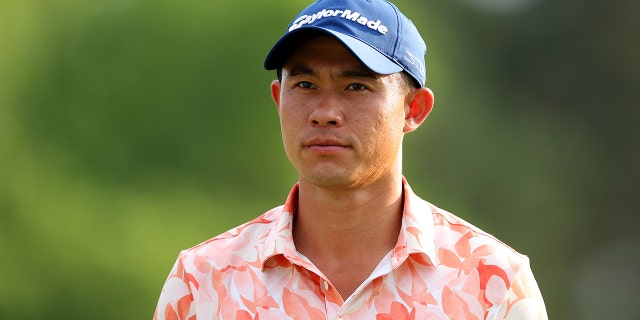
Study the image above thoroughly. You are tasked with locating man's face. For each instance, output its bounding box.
[271,36,413,189]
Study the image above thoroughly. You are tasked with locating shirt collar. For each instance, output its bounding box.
[260,178,439,269]
[259,184,313,270]
[392,177,439,268]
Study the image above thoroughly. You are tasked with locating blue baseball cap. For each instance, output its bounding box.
[264,0,427,87]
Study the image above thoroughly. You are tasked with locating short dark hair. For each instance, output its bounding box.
[399,71,421,90]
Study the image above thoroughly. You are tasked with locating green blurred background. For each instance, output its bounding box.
[1,0,638,319]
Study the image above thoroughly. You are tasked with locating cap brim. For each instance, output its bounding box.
[264,27,403,75]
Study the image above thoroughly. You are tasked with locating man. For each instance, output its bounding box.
[154,0,548,319]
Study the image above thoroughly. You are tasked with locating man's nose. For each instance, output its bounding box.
[308,92,344,127]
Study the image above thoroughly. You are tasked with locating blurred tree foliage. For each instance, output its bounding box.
[0,0,638,319]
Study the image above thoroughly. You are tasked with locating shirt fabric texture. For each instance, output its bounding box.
[154,179,548,320]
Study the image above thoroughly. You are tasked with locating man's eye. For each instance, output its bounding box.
[297,81,314,89]
[347,83,367,91]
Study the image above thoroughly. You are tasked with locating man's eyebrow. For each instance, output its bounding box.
[286,65,315,77]
[285,65,380,80]
[341,68,380,80]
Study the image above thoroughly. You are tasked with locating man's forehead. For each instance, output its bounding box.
[283,63,380,80]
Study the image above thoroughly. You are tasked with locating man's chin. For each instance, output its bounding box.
[301,171,356,189]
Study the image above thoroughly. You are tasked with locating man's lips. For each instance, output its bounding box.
[304,136,350,152]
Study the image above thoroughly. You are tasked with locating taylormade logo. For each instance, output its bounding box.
[289,9,389,35]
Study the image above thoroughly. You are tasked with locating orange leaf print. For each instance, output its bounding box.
[477,261,509,292]
[442,286,479,320]
[185,273,200,290]
[438,248,462,269]
[477,261,510,310]
[194,255,212,274]
[407,226,423,246]
[376,302,413,320]
[410,253,434,267]
[282,288,325,320]
[368,277,385,305]
[249,267,279,309]
[408,260,435,305]
[165,304,179,320]
[236,310,254,320]
[454,232,472,258]
[210,268,227,304]
[177,295,192,319]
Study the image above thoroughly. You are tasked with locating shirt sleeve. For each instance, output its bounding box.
[153,256,197,320]
[492,257,548,320]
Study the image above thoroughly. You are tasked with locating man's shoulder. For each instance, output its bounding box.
[427,202,527,266]
[178,205,286,261]
[404,180,522,259]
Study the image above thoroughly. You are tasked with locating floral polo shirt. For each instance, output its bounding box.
[154,179,547,319]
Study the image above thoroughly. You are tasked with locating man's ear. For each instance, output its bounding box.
[404,87,434,133]
[271,80,281,111]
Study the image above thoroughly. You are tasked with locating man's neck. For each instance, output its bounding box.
[292,174,405,299]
